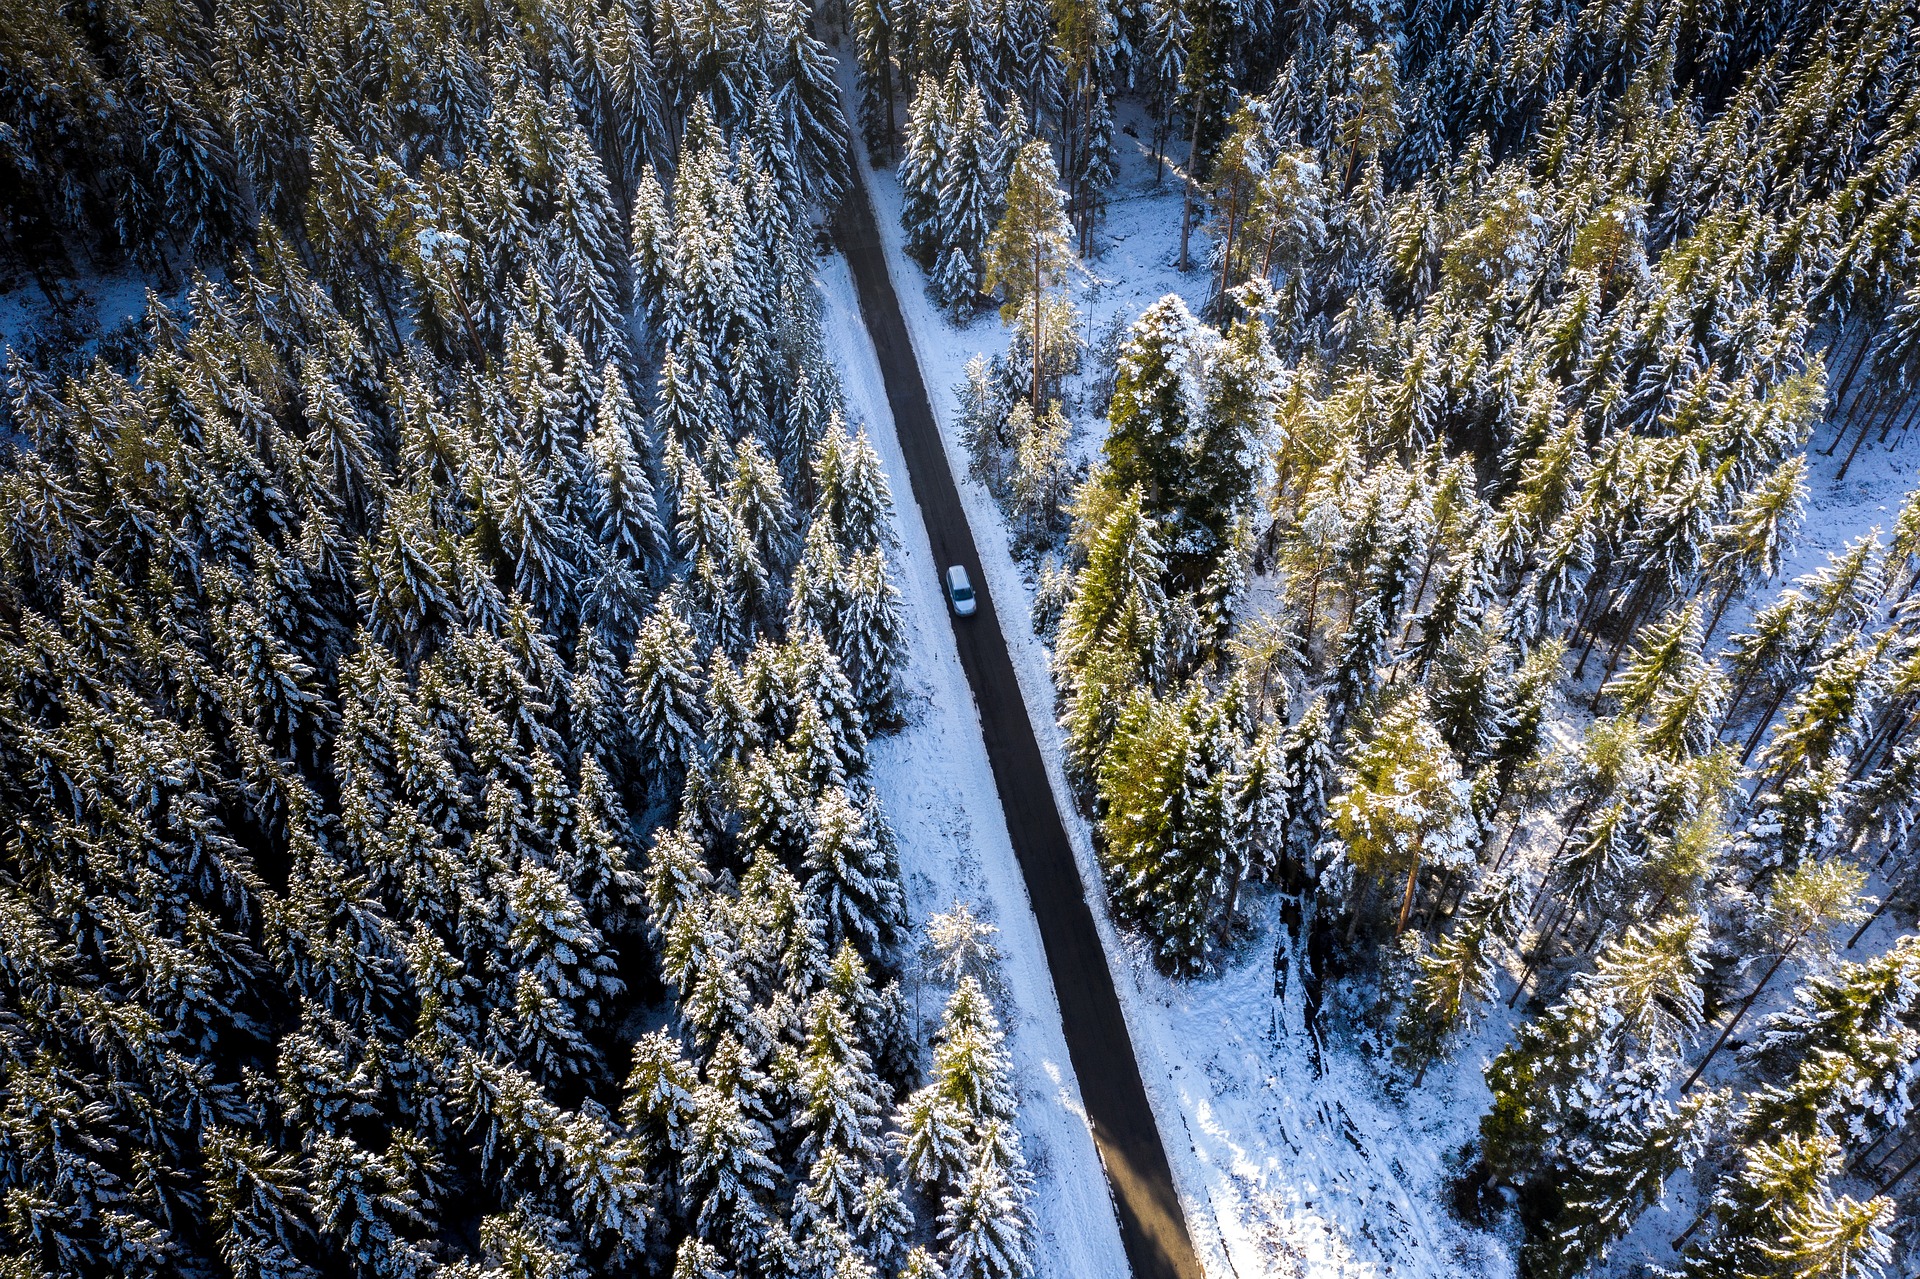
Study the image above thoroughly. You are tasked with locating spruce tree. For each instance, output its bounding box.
[901,75,951,264]
[1481,915,1709,1192]
[1328,693,1476,936]
[985,140,1079,412]
[935,78,1000,309]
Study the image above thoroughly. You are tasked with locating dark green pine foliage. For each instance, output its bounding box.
[0,4,955,1274]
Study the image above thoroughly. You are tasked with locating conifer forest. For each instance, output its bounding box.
[6,0,1920,1272]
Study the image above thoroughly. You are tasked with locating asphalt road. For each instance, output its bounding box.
[831,175,1205,1279]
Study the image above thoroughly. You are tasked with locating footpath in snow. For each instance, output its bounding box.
[816,249,1132,1278]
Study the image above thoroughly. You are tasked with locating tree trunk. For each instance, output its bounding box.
[1723,665,1760,735]
[1671,1205,1710,1252]
[1704,579,1738,644]
[1302,574,1322,667]
[1832,324,1875,408]
[1888,393,1920,452]
[1823,382,1883,456]
[1848,865,1906,946]
[1874,1140,1920,1194]
[1397,852,1428,933]
[1510,898,1568,1008]
[1489,807,1528,877]
[1216,193,1239,310]
[1680,942,1798,1093]
[1851,703,1913,782]
[1031,244,1043,413]
[1836,396,1884,481]
[1178,87,1206,271]
[1740,682,1793,765]
[1167,21,1213,274]
[1398,549,1440,652]
[1589,581,1655,711]
[1569,566,1618,679]
[1219,866,1245,945]
[1346,878,1374,943]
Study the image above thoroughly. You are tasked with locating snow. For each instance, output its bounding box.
[0,263,174,371]
[815,250,1132,1278]
[827,59,1514,1275]
[830,53,1920,1276]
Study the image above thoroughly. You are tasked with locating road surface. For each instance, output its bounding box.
[831,170,1206,1279]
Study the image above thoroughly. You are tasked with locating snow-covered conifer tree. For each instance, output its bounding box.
[934,78,999,309]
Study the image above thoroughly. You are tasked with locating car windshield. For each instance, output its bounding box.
[954,585,973,599]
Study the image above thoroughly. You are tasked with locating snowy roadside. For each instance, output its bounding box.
[816,249,1132,1278]
[830,63,1515,1278]
[834,88,1920,1272]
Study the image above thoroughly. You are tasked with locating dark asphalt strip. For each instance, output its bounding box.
[830,176,1206,1279]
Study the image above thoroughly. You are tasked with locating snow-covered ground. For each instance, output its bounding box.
[817,251,1132,1276]
[0,263,173,372]
[827,62,1511,1276]
[829,56,1920,1278]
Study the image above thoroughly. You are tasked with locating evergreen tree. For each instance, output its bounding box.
[1481,915,1709,1192]
[589,364,667,584]
[901,75,952,264]
[1328,693,1477,936]
[938,1150,1034,1279]
[1096,684,1243,971]
[806,785,908,953]
[985,140,1079,412]
[626,596,708,797]
[1101,295,1274,583]
[1396,874,1522,1080]
[934,78,1000,309]
[1679,1132,1895,1279]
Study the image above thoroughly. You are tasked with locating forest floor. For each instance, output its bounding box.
[829,57,1920,1279]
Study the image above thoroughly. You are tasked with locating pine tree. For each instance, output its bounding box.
[203,1128,323,1279]
[1679,1132,1894,1279]
[626,597,707,797]
[1101,296,1273,581]
[1528,1088,1724,1279]
[1680,858,1868,1093]
[851,0,897,155]
[806,785,908,953]
[1005,399,1073,545]
[895,1082,975,1194]
[1058,485,1169,776]
[1481,915,1709,1191]
[684,1083,781,1264]
[1396,874,1522,1080]
[589,364,666,583]
[901,75,952,264]
[935,78,999,309]
[985,140,1079,412]
[1739,936,1920,1148]
[1329,693,1476,936]
[1706,455,1808,637]
[1096,684,1238,970]
[729,435,797,578]
[938,1149,1034,1279]
[836,546,909,723]
[505,863,623,1073]
[796,988,891,1176]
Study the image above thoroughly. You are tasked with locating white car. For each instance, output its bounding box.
[945,564,977,616]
